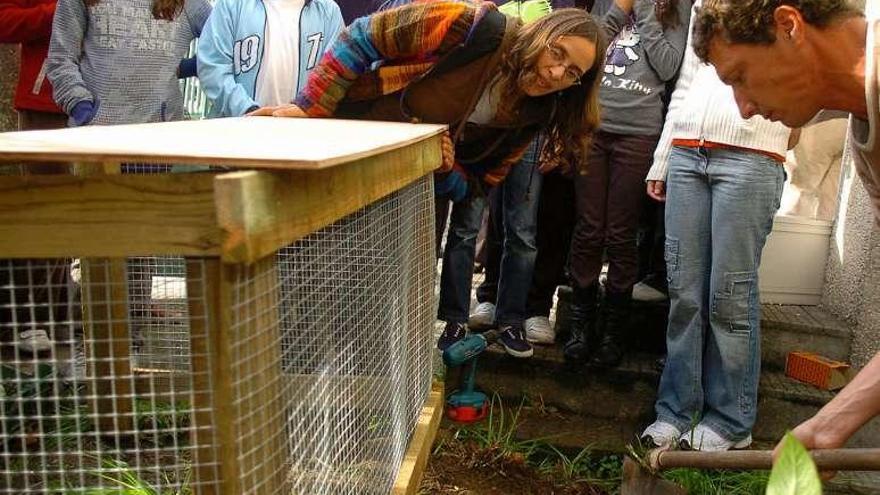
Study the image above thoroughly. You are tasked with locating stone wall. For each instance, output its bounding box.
[822,1,880,367]
[0,45,19,132]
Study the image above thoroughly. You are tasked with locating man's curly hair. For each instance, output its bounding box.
[692,0,861,63]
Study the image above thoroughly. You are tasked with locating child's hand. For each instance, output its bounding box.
[247,104,307,118]
[70,100,97,126]
[435,165,468,203]
[646,180,666,202]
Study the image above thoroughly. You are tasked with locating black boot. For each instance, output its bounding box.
[592,289,632,368]
[563,282,599,364]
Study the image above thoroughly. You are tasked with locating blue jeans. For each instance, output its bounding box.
[654,146,784,441]
[438,137,542,325]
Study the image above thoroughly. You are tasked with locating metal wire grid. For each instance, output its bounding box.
[0,257,219,493]
[272,175,436,495]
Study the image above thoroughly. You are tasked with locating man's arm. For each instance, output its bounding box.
[790,351,880,450]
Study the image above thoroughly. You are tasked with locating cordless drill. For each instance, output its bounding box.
[442,330,498,423]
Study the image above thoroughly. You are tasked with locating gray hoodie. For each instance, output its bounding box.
[592,0,691,136]
[47,0,211,126]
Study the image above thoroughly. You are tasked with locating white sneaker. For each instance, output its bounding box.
[632,282,668,303]
[17,329,52,353]
[58,340,86,380]
[641,421,683,448]
[524,316,555,344]
[468,302,496,329]
[679,424,752,452]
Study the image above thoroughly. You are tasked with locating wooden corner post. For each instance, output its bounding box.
[189,256,287,494]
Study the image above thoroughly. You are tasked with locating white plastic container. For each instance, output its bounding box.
[759,214,833,305]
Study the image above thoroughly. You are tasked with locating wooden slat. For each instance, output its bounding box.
[82,259,134,438]
[0,118,446,170]
[185,258,221,495]
[198,259,241,494]
[0,173,220,258]
[202,258,287,494]
[215,135,442,264]
[391,382,445,495]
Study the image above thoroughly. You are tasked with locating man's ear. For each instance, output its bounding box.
[773,5,805,41]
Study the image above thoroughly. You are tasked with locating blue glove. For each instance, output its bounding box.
[70,100,97,126]
[434,168,468,203]
[178,57,198,79]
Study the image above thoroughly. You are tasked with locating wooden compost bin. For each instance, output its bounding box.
[0,117,445,495]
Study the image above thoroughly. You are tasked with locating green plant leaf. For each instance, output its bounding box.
[766,432,822,495]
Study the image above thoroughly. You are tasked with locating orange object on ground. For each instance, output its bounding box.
[785,351,854,391]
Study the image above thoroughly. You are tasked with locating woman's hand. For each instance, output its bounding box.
[439,131,455,173]
[247,104,307,118]
[646,180,666,202]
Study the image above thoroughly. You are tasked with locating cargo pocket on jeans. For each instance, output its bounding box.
[711,271,754,334]
[664,239,680,290]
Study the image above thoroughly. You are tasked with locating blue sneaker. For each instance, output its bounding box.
[437,322,468,351]
[499,325,533,358]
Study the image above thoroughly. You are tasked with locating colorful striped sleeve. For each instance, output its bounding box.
[294,1,485,117]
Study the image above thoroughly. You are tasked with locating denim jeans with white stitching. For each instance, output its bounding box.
[654,145,783,441]
[438,137,542,325]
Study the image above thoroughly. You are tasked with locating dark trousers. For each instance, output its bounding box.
[637,195,667,288]
[1,110,73,344]
[569,131,659,293]
[525,170,575,317]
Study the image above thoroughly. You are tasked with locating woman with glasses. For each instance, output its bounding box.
[563,0,691,368]
[254,0,606,356]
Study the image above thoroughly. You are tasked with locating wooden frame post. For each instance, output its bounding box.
[81,258,135,440]
[192,256,286,494]
[185,258,221,495]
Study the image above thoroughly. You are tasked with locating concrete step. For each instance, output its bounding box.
[761,303,852,370]
[450,344,855,444]
[553,287,854,371]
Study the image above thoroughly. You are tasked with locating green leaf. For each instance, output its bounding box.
[766,432,822,495]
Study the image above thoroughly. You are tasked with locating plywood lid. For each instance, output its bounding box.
[0,117,446,170]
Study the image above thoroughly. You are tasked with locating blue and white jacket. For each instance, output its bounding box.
[197,0,343,117]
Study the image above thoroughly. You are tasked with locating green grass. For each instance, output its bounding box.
[52,457,192,495]
[665,468,769,495]
[436,395,770,495]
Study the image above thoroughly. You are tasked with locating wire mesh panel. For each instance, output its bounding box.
[0,173,436,494]
[275,175,436,495]
[0,257,219,494]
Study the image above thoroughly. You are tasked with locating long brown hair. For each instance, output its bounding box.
[496,8,606,174]
[655,0,682,31]
[84,0,185,21]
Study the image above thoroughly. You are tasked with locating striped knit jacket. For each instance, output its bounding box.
[293,0,541,188]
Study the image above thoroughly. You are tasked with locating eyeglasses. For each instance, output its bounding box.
[546,41,584,86]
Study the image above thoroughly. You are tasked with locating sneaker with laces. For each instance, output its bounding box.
[499,325,533,358]
[524,316,554,344]
[679,424,752,452]
[17,329,52,353]
[640,421,683,448]
[436,322,468,351]
[468,302,496,330]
